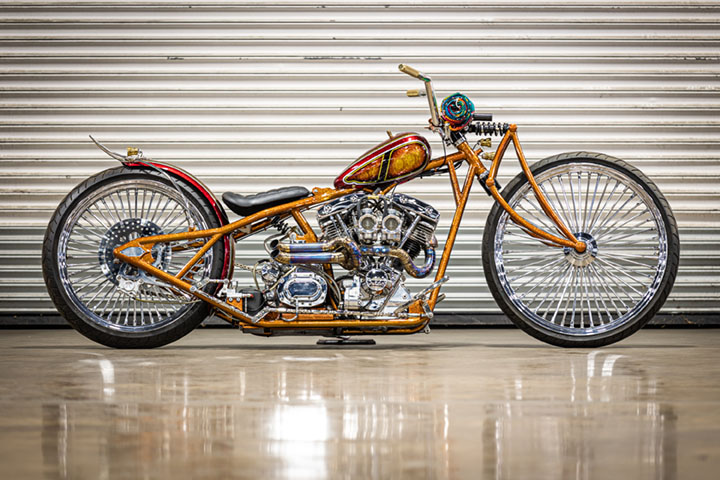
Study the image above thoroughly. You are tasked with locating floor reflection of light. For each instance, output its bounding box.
[59,403,68,479]
[269,404,329,479]
[586,351,624,379]
[587,351,601,377]
[601,355,623,377]
[239,370,246,398]
[343,406,358,440]
[514,378,523,400]
[485,353,675,480]
[98,359,115,399]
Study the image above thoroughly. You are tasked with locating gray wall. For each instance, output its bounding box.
[1,1,718,323]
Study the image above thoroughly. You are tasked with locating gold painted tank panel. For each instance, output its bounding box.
[334,133,431,188]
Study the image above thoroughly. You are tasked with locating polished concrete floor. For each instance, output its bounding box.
[0,328,719,479]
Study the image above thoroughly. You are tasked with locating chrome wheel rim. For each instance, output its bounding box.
[494,163,668,336]
[58,179,212,332]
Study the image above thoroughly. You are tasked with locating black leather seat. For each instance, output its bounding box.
[222,186,311,217]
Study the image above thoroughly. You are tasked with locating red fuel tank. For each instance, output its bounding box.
[334,133,431,189]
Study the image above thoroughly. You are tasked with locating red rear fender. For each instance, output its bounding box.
[124,161,233,280]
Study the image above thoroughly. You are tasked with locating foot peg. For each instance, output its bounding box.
[393,276,448,316]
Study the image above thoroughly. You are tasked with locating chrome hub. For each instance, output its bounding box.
[98,218,170,284]
[563,232,598,267]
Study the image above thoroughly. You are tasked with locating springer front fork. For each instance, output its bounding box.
[427,125,586,308]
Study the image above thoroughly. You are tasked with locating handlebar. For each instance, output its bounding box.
[399,64,498,132]
[398,64,440,127]
[398,64,424,80]
[472,113,493,122]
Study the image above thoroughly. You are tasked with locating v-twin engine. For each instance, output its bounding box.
[318,192,439,261]
[267,192,440,313]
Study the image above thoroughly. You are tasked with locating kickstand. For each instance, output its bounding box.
[316,336,376,346]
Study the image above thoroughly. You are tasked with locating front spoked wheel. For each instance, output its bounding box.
[482,152,679,347]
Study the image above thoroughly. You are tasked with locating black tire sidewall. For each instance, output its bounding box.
[42,166,226,348]
[481,152,680,347]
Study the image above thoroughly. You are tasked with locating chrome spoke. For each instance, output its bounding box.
[576,172,583,235]
[587,181,623,233]
[518,197,557,230]
[67,263,98,278]
[108,192,125,222]
[534,264,572,315]
[516,259,569,300]
[591,188,633,234]
[602,255,656,273]
[599,228,656,244]
[143,190,157,221]
[546,180,572,231]
[154,196,180,225]
[583,173,599,233]
[557,176,577,231]
[550,266,574,324]
[568,173,580,232]
[586,263,618,321]
[565,266,578,327]
[83,279,112,306]
[594,258,647,295]
[581,266,593,327]
[509,256,566,284]
[586,178,612,232]
[593,203,647,238]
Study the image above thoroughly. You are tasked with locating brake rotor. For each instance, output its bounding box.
[97,218,171,284]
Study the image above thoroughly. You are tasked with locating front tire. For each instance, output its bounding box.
[42,167,226,348]
[482,152,679,347]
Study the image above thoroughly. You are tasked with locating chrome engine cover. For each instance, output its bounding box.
[276,269,328,308]
[341,275,412,312]
[363,267,393,295]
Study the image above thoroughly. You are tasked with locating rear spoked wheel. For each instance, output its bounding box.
[43,167,226,348]
[482,152,679,347]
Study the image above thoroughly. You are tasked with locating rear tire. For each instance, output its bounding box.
[482,152,679,347]
[42,166,226,348]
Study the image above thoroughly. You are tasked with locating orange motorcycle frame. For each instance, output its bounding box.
[114,125,585,334]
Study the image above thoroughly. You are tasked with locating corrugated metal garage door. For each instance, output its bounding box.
[1,1,718,319]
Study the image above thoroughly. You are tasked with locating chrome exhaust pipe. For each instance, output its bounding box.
[358,244,435,278]
[272,249,346,265]
[274,237,435,277]
[277,242,333,253]
[275,238,360,270]
[389,246,435,278]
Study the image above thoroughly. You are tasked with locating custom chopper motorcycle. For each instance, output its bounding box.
[42,65,679,348]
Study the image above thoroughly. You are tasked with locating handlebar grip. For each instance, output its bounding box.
[398,64,422,79]
[472,113,493,121]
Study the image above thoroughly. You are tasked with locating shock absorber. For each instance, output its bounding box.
[468,122,510,136]
[271,219,296,237]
